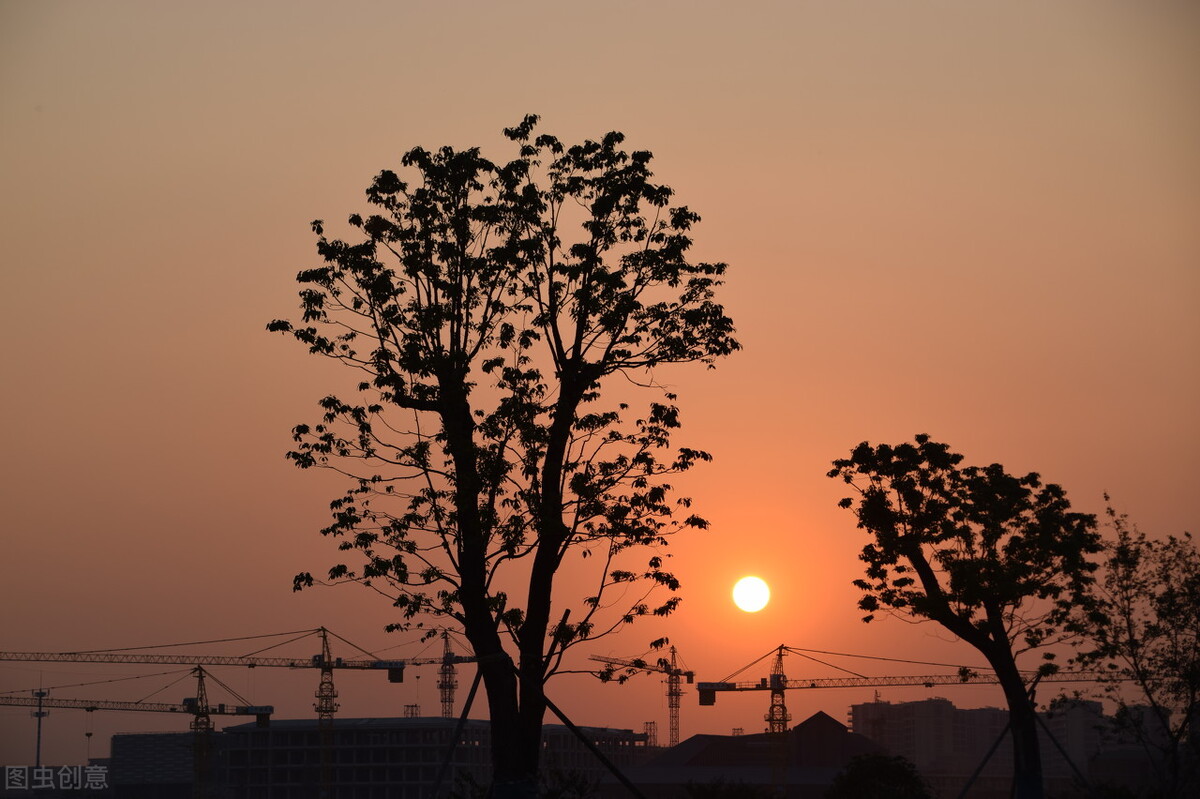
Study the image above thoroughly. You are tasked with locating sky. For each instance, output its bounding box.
[2,0,1198,767]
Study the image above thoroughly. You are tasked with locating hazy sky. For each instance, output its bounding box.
[2,0,1197,766]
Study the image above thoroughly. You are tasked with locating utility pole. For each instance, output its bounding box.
[32,689,49,768]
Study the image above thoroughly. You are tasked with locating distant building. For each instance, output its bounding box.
[220,717,491,798]
[108,716,649,799]
[851,698,1009,797]
[849,696,1159,798]
[604,711,881,798]
[109,730,195,798]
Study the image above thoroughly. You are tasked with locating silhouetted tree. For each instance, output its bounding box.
[1071,506,1200,798]
[825,753,931,799]
[829,434,1102,799]
[269,115,738,797]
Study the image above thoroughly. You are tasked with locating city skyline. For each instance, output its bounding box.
[7,694,1158,797]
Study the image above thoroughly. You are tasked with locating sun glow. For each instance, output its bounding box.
[732,576,770,613]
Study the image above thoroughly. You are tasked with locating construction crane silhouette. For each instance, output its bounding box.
[590,646,694,747]
[2,628,476,799]
[1,667,271,799]
[0,627,475,722]
[698,644,1115,726]
[0,676,272,723]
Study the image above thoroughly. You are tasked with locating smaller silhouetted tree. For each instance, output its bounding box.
[1070,506,1200,799]
[829,434,1102,799]
[826,753,931,799]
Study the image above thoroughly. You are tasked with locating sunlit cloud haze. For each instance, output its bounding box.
[2,0,1197,766]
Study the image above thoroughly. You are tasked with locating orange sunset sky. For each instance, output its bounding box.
[2,0,1198,766]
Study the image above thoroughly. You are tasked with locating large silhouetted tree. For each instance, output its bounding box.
[269,115,738,796]
[828,434,1102,799]
[1071,507,1200,798]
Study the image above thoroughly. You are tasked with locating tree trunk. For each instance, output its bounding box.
[495,367,587,793]
[989,652,1045,799]
[439,374,540,798]
[512,540,565,791]
[461,614,538,798]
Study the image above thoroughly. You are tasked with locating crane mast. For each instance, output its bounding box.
[437,631,458,719]
[763,645,791,735]
[191,668,216,799]
[666,647,684,748]
[590,645,694,747]
[313,628,339,722]
[312,631,337,799]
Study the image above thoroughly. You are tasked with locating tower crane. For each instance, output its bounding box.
[0,627,475,723]
[2,629,476,799]
[697,644,1114,724]
[590,646,694,747]
[2,667,270,799]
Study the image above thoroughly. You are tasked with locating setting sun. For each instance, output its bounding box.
[733,576,770,613]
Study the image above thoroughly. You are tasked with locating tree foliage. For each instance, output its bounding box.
[268,115,738,791]
[828,434,1100,650]
[1071,506,1200,798]
[829,434,1102,799]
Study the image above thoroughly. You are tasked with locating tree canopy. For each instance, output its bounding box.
[825,753,931,799]
[269,115,738,794]
[829,434,1102,799]
[1071,506,1200,798]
